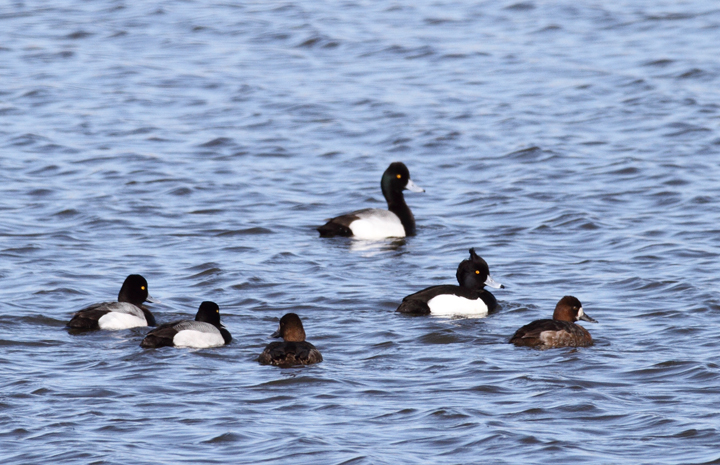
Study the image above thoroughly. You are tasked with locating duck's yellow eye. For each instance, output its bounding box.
[141,286,146,290]
[216,309,219,313]
[475,270,480,275]
[396,174,402,179]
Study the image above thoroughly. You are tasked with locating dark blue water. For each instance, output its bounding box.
[2,1,720,463]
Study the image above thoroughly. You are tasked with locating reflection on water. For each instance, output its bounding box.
[347,238,407,254]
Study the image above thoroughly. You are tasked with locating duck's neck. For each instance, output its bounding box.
[220,327,232,344]
[141,307,156,326]
[119,295,145,308]
[458,274,483,294]
[384,189,416,235]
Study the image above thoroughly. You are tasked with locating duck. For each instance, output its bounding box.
[396,248,504,316]
[258,313,323,366]
[67,274,156,330]
[140,301,231,349]
[509,296,597,348]
[318,161,424,239]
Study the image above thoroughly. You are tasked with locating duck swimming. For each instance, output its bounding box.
[258,313,323,366]
[67,274,156,330]
[509,296,597,348]
[396,248,504,316]
[140,301,231,349]
[318,162,424,239]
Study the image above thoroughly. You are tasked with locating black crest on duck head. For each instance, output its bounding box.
[456,248,490,290]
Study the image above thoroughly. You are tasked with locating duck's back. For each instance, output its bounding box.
[258,341,323,366]
[140,321,179,348]
[317,211,360,237]
[510,319,592,348]
[397,285,463,314]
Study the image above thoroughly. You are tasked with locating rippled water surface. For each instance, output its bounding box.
[2,1,720,463]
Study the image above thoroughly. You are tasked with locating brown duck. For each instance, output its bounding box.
[510,296,597,348]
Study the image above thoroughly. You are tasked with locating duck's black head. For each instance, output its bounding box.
[455,248,504,291]
[195,301,222,327]
[380,162,424,201]
[117,274,150,306]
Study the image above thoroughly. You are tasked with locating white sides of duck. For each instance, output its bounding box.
[426,294,489,316]
[348,209,405,239]
[97,302,148,330]
[172,321,225,348]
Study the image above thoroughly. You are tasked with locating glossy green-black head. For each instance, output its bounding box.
[195,301,222,326]
[456,248,504,291]
[118,274,150,306]
[381,162,424,197]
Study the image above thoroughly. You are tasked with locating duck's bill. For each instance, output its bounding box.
[146,295,162,304]
[404,179,425,193]
[271,329,281,338]
[578,308,597,323]
[484,275,505,289]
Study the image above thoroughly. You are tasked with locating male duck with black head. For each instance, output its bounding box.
[318,162,424,240]
[141,301,231,349]
[258,313,323,367]
[397,248,504,316]
[509,296,597,349]
[67,274,157,331]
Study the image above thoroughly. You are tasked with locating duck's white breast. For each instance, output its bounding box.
[427,294,489,316]
[348,209,405,239]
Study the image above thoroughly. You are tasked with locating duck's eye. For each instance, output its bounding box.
[396,174,402,179]
[475,270,480,275]
[216,309,219,313]
[141,286,146,290]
